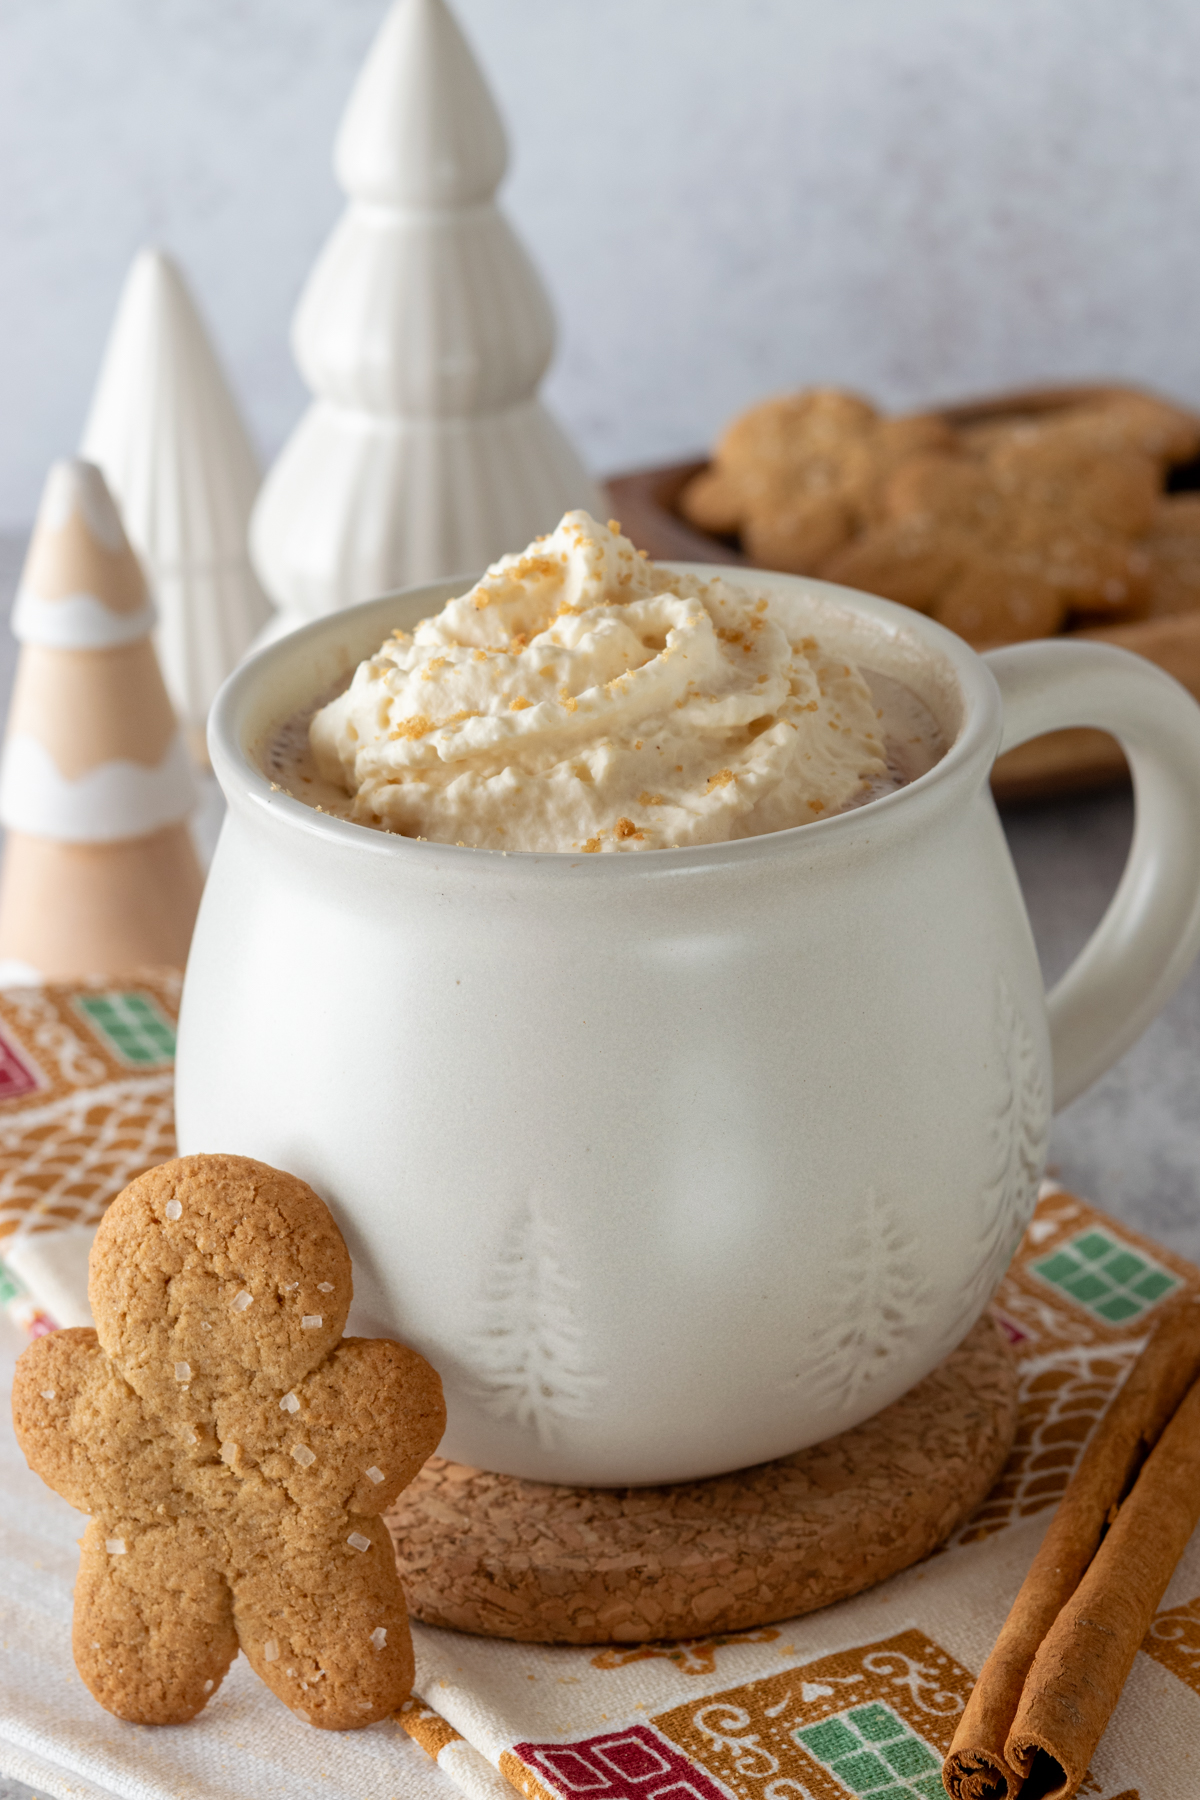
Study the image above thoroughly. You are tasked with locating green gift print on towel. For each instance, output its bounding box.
[72,992,176,1068]
[1031,1226,1180,1325]
[796,1702,943,1798]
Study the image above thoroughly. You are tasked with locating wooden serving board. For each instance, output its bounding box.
[605,384,1200,806]
[385,1314,1016,1646]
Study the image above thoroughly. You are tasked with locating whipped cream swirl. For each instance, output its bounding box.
[309,513,887,851]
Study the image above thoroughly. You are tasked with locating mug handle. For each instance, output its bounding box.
[986,638,1200,1111]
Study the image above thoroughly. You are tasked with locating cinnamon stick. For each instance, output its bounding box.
[943,1295,1200,1800]
[1007,1367,1200,1797]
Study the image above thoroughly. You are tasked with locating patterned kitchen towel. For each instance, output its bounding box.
[399,1186,1200,1800]
[0,978,1194,1800]
[0,970,180,1331]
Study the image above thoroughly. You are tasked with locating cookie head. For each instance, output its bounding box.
[88,1155,352,1416]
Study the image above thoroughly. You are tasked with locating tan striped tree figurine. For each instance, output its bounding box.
[0,459,203,981]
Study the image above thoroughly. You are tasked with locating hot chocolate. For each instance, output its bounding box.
[261,513,947,850]
[188,539,1200,1484]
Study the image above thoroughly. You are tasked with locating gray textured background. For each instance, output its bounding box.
[6,0,1200,525]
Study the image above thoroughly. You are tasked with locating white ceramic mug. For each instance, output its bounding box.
[176,571,1200,1486]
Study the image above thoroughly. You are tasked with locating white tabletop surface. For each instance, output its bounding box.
[0,532,1197,1796]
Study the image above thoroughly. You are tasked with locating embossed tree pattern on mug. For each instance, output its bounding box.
[967,978,1050,1326]
[791,1185,934,1417]
[468,1201,604,1444]
[992,979,1051,1257]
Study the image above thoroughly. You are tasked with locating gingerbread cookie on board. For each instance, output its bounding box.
[11,1154,445,1729]
[683,385,1200,647]
[680,388,955,574]
[1145,494,1200,615]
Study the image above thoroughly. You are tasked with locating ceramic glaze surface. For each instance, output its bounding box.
[80,251,271,740]
[176,570,1200,1485]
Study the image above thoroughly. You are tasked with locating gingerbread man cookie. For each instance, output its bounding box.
[11,1154,445,1729]
[681,387,955,575]
[823,423,1161,643]
[684,384,1200,647]
[1144,494,1200,616]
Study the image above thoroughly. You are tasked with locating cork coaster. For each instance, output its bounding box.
[386,1313,1016,1645]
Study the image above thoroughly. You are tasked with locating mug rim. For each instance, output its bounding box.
[209,566,1004,875]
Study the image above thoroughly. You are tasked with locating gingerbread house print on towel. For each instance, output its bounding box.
[1144,1593,1200,1697]
[952,1186,1200,1548]
[509,1630,975,1800]
[514,1727,729,1800]
[0,1029,41,1102]
[0,973,180,1251]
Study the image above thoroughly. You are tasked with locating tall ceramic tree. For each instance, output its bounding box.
[81,250,271,763]
[251,0,605,629]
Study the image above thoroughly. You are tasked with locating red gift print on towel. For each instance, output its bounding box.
[0,1030,41,1101]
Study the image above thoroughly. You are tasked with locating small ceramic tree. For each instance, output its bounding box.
[0,460,202,983]
[251,0,605,629]
[81,250,271,763]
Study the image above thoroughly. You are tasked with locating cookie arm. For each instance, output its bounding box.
[325,1338,445,1513]
[266,1339,445,1515]
[13,1330,113,1512]
[12,1329,176,1518]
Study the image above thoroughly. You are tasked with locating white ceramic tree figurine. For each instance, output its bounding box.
[81,249,271,762]
[251,0,605,628]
